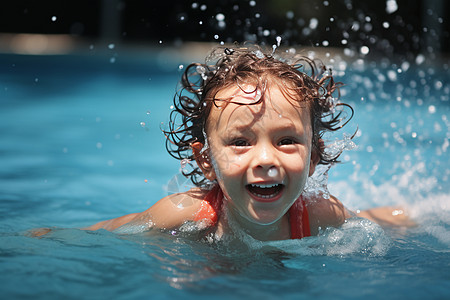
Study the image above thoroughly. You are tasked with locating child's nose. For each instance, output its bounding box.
[254,143,278,170]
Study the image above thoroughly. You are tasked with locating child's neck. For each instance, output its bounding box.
[226,208,291,241]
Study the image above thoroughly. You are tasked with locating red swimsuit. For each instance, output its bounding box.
[193,185,311,239]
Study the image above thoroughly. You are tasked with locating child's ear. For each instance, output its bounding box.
[309,139,323,176]
[191,142,216,181]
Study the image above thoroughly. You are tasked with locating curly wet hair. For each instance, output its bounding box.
[164,45,354,188]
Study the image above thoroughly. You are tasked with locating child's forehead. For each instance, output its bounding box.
[208,82,311,130]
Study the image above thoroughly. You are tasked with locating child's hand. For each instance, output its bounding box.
[28,227,52,237]
[357,207,416,228]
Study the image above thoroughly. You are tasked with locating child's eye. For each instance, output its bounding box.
[232,140,250,147]
[278,138,296,146]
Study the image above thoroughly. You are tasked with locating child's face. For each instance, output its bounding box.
[203,79,316,226]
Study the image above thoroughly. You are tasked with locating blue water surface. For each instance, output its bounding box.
[0,49,449,299]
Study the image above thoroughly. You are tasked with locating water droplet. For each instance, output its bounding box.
[267,167,278,178]
[428,105,436,114]
[276,36,282,46]
[216,13,225,21]
[360,46,370,55]
[180,159,190,169]
[309,18,319,30]
[386,0,398,14]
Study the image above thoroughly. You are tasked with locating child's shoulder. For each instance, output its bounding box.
[143,188,209,229]
[306,194,352,235]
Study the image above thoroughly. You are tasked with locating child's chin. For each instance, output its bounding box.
[247,211,282,225]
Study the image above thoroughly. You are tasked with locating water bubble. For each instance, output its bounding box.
[383,22,390,29]
[51,16,57,22]
[159,40,163,44]
[140,121,146,127]
[110,57,116,64]
[146,110,151,115]
[214,34,219,40]
[249,0,256,7]
[200,4,207,10]
[178,64,184,70]
[286,11,294,19]
[263,29,270,36]
[96,142,103,149]
[322,40,329,47]
[170,105,174,110]
[191,2,198,9]
[268,167,278,178]
[108,43,115,49]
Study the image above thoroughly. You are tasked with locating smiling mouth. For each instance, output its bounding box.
[246,183,284,201]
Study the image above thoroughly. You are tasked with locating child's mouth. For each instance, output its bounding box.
[246,183,284,202]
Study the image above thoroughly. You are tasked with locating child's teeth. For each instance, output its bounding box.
[251,183,278,188]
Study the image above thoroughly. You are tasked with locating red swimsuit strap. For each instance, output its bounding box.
[288,196,311,239]
[194,185,311,239]
[193,185,223,225]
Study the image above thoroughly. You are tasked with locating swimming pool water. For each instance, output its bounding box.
[0,50,449,299]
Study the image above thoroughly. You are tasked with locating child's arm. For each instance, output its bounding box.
[307,195,415,234]
[84,189,206,232]
[356,207,416,228]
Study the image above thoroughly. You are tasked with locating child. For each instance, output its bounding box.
[20,45,405,241]
[80,45,413,241]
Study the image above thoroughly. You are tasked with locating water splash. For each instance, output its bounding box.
[324,133,357,159]
[303,164,332,200]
